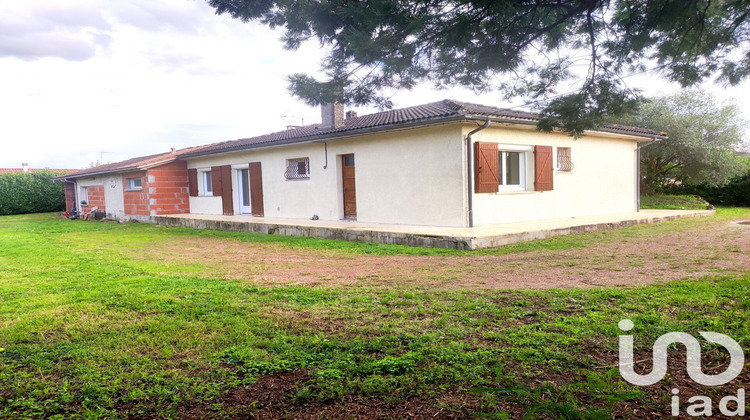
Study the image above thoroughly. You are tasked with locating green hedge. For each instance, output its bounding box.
[0,171,68,216]
[683,172,750,207]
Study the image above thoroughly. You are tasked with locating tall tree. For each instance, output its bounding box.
[628,90,748,194]
[207,0,750,135]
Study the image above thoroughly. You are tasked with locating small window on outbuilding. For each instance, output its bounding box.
[80,186,89,206]
[126,177,142,191]
[285,157,310,180]
[557,147,573,172]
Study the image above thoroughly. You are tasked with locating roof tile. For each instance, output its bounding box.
[63,99,664,177]
[59,144,212,179]
[183,99,662,158]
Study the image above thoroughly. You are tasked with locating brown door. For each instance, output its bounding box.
[342,154,356,219]
[248,162,264,217]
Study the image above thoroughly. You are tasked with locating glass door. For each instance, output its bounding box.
[238,169,252,214]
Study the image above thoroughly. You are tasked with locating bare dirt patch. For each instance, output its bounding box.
[177,370,479,419]
[138,220,749,290]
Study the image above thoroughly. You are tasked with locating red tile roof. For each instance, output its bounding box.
[57,99,665,177]
[181,99,665,158]
[55,145,212,180]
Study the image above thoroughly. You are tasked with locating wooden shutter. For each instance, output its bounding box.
[220,165,233,215]
[474,142,499,193]
[211,166,223,197]
[187,169,198,197]
[534,145,554,191]
[249,162,264,217]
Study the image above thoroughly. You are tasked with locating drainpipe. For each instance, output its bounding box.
[68,178,78,215]
[636,138,662,211]
[466,118,491,227]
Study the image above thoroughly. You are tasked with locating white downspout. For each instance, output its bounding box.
[466,119,491,228]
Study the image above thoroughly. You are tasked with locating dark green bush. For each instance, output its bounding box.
[0,171,68,215]
[683,172,750,207]
[666,157,750,207]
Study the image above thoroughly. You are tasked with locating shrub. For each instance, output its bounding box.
[680,158,750,207]
[684,173,750,207]
[0,170,68,215]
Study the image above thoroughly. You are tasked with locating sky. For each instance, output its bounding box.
[1,0,748,169]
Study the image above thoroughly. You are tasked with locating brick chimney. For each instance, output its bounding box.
[346,110,358,119]
[321,103,345,130]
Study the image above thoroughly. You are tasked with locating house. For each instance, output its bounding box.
[56,147,208,220]
[58,99,665,228]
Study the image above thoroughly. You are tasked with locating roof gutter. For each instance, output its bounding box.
[466,118,491,228]
[53,167,139,180]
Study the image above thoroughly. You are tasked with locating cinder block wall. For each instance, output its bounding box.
[85,186,106,213]
[146,161,190,216]
[64,182,76,212]
[122,172,149,216]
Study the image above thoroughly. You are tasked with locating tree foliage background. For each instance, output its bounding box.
[208,0,750,136]
[0,171,68,216]
[624,90,748,194]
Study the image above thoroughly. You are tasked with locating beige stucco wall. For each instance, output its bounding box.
[183,122,643,228]
[187,196,223,214]
[469,125,640,226]
[185,124,467,227]
[75,175,125,219]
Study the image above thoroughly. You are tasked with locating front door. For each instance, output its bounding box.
[238,169,252,214]
[342,154,356,219]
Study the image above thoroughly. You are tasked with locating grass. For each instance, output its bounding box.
[639,193,709,210]
[0,211,748,418]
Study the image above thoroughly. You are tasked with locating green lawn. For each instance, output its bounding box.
[0,212,748,419]
[639,193,709,210]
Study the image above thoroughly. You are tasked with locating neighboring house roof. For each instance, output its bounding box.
[0,168,72,173]
[55,145,212,180]
[181,99,667,159]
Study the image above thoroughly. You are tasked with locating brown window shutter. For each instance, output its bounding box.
[211,166,223,197]
[534,145,554,191]
[220,165,233,216]
[474,142,499,193]
[188,169,198,197]
[249,162,264,217]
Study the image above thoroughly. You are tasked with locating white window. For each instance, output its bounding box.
[285,157,310,180]
[497,144,532,191]
[557,147,573,172]
[201,170,213,195]
[125,177,142,191]
[80,186,89,205]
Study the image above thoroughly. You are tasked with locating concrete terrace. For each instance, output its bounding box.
[154,209,715,250]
